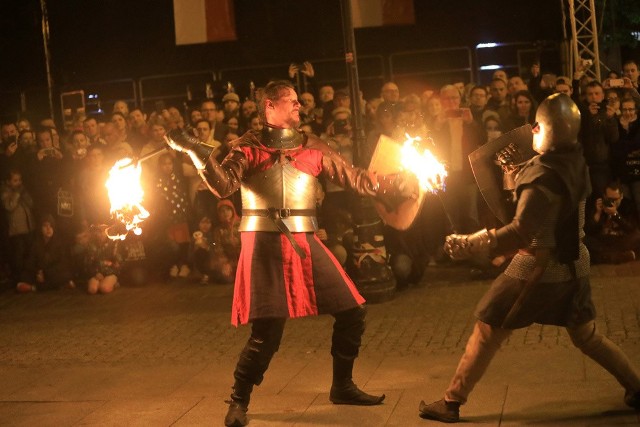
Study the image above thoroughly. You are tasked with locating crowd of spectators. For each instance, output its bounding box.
[2,57,640,294]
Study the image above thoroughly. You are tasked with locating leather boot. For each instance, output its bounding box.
[418,398,461,423]
[224,381,253,427]
[329,357,385,405]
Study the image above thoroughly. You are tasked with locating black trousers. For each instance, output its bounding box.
[233,305,366,386]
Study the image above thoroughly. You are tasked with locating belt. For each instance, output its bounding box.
[242,208,316,258]
[242,208,316,218]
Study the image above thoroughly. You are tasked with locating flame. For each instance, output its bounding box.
[400,134,447,192]
[105,158,150,240]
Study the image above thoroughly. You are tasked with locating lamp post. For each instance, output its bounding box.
[339,0,396,302]
[39,0,55,119]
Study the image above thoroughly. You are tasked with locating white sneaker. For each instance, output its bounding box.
[178,264,191,278]
[169,265,179,278]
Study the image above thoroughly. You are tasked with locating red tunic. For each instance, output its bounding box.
[201,132,378,326]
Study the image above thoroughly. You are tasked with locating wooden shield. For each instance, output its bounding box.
[368,134,426,230]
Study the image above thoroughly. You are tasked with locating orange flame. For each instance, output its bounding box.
[105,158,150,240]
[400,134,447,192]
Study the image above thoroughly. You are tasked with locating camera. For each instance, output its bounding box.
[43,147,56,156]
[609,78,625,88]
[334,119,349,135]
[603,197,616,208]
[581,58,593,68]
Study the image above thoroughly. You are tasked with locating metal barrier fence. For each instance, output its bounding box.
[3,42,565,124]
[138,70,217,114]
[389,47,474,95]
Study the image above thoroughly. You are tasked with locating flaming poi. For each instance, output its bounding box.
[400,134,447,192]
[105,158,150,240]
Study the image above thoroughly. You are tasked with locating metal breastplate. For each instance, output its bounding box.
[239,160,318,232]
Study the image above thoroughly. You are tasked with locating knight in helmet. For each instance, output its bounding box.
[165,80,417,427]
[419,93,640,423]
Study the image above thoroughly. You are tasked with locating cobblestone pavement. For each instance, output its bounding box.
[0,262,638,367]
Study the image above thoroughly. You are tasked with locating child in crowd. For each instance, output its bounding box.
[86,224,122,294]
[16,214,74,293]
[190,214,215,284]
[210,199,241,283]
[1,169,35,285]
[153,152,191,280]
[70,224,93,287]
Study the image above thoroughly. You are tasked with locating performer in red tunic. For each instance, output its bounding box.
[166,80,417,427]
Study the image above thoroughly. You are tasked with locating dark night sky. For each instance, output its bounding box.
[1,0,565,91]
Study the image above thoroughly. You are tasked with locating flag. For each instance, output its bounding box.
[173,0,236,45]
[351,0,415,28]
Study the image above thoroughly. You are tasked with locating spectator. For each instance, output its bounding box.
[110,112,129,143]
[605,89,621,118]
[83,117,106,148]
[112,100,130,117]
[492,69,508,83]
[152,152,191,280]
[468,85,489,124]
[321,107,354,224]
[1,169,35,286]
[584,181,640,264]
[77,145,111,227]
[486,78,510,124]
[127,108,149,152]
[210,199,241,283]
[318,85,334,107]
[190,214,215,284]
[507,76,528,100]
[189,109,203,128]
[29,127,66,222]
[554,76,574,98]
[248,112,263,132]
[200,99,229,143]
[578,81,619,197]
[85,224,122,294]
[612,96,640,215]
[16,214,74,293]
[503,90,537,131]
[16,118,31,133]
[380,81,401,104]
[239,100,257,130]
[222,93,241,120]
[431,84,484,233]
[622,59,639,89]
[482,112,503,144]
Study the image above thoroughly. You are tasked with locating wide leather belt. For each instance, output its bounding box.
[242,208,316,218]
[242,208,316,258]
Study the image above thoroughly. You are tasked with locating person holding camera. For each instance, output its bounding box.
[578,80,619,198]
[610,96,640,221]
[584,181,640,264]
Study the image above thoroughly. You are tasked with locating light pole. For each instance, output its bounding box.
[339,0,396,302]
[40,0,55,119]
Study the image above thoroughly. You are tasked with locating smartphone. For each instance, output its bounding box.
[609,78,625,88]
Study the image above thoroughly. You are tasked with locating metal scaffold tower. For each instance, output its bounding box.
[566,0,604,80]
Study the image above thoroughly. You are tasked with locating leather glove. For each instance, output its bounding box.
[165,128,214,170]
[376,172,419,212]
[444,228,496,260]
[495,142,525,190]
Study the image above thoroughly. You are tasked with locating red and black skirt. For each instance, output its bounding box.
[231,232,365,326]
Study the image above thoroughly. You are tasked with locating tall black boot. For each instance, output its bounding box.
[224,318,286,427]
[224,380,253,427]
[329,357,385,405]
